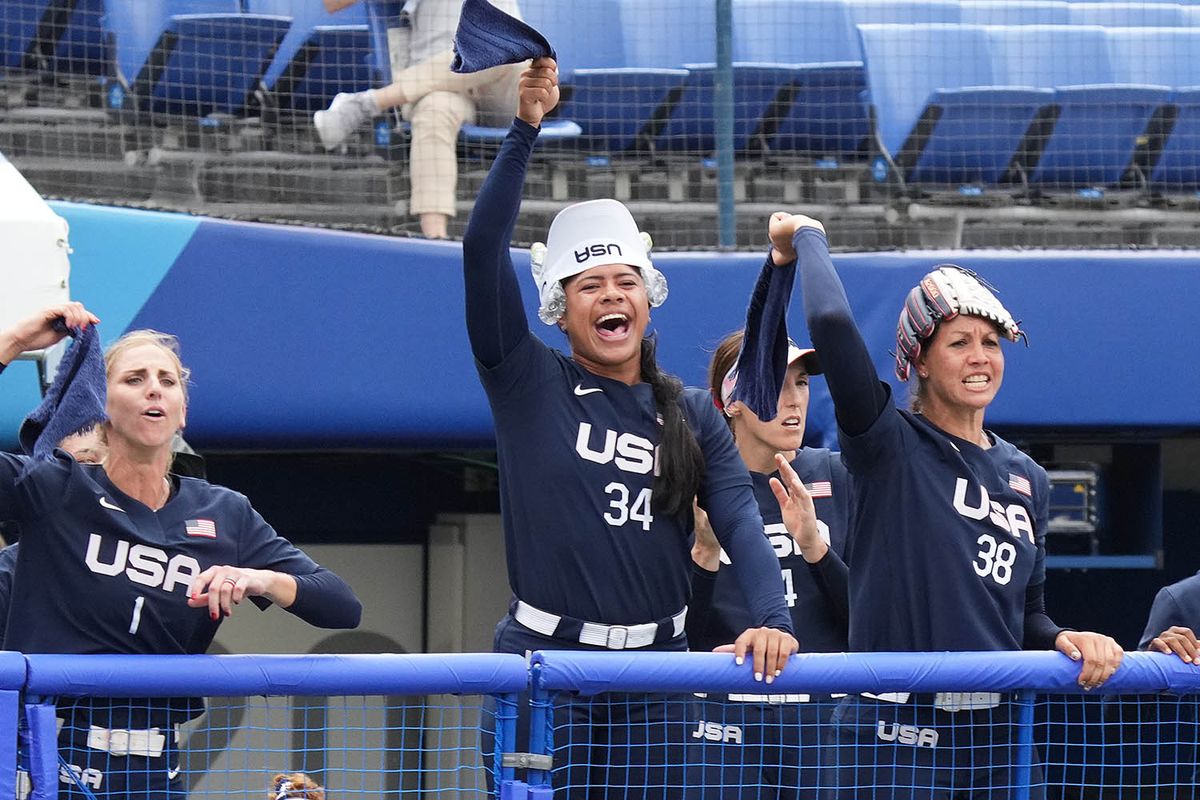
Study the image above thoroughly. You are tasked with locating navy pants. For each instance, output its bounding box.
[688,695,835,799]
[489,613,690,800]
[822,695,1044,800]
[20,705,184,800]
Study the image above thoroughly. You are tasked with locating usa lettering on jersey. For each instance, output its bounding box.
[951,478,1034,544]
[575,422,659,475]
[85,534,201,593]
[691,720,743,744]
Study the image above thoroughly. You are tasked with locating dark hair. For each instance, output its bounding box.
[640,337,704,518]
[708,331,744,430]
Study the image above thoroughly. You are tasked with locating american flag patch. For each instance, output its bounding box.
[806,481,833,498]
[185,519,217,538]
[1009,474,1032,497]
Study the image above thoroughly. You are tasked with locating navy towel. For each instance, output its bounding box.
[451,0,555,74]
[19,322,107,460]
[729,258,797,423]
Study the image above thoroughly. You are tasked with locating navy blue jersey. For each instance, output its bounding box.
[463,119,790,632]
[0,543,15,649]
[1139,572,1200,650]
[688,448,851,653]
[795,227,1060,653]
[0,451,356,655]
[841,408,1047,651]
[479,333,781,625]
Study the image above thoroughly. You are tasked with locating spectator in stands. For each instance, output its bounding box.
[0,304,362,799]
[314,0,525,239]
[463,59,796,798]
[780,213,1124,798]
[687,326,851,799]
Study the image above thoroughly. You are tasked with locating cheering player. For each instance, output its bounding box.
[0,304,361,799]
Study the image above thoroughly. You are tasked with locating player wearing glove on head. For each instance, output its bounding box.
[770,214,1123,800]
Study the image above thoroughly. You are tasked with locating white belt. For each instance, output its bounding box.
[727,693,812,704]
[514,600,687,650]
[863,691,1003,712]
[87,725,167,758]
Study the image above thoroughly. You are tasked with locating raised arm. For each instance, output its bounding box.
[461,58,559,368]
[769,216,888,437]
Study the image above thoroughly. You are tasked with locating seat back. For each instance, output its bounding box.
[960,1,1071,26]
[858,23,995,155]
[619,0,716,68]
[845,0,962,25]
[103,0,240,86]
[733,0,861,64]
[521,0,625,75]
[1067,2,1186,28]
[987,24,1114,88]
[1106,27,1200,88]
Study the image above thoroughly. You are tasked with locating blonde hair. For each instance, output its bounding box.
[271,772,325,800]
[104,330,191,403]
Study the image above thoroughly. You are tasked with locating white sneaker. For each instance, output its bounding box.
[313,91,376,150]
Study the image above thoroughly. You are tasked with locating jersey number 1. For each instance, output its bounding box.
[129,596,145,634]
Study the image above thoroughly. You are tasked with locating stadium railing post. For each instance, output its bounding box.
[1012,688,1036,800]
[528,663,554,796]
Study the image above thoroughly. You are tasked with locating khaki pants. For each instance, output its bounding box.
[387,48,525,216]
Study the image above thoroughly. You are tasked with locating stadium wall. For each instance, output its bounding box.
[1,202,1197,451]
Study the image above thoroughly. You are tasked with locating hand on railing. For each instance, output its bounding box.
[715,627,800,686]
[1146,625,1200,665]
[1056,630,1124,690]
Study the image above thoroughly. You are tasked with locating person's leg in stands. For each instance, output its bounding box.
[314,50,520,152]
[405,90,475,238]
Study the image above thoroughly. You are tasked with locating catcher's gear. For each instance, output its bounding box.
[895,265,1025,381]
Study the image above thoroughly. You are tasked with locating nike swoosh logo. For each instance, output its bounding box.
[167,764,181,781]
[574,383,603,396]
[98,496,125,513]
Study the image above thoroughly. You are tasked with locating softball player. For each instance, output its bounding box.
[772,213,1122,799]
[0,305,362,799]
[686,327,852,800]
[462,59,796,798]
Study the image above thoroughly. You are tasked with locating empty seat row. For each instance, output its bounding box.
[1,0,377,118]
[861,24,1200,192]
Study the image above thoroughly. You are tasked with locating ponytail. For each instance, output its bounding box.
[640,337,704,518]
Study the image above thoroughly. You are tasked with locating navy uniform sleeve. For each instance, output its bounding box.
[794,228,895,471]
[234,497,362,629]
[1139,586,1186,651]
[692,395,793,633]
[0,544,16,649]
[462,118,539,369]
[1023,466,1066,649]
[686,563,720,650]
[806,549,850,630]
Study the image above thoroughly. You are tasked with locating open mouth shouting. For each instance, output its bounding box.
[595,312,631,341]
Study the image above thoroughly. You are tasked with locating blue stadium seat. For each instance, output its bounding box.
[246,0,374,115]
[362,0,401,83]
[1187,6,1200,24]
[521,0,685,152]
[959,1,1071,26]
[1108,27,1200,193]
[857,23,1051,186]
[844,0,962,24]
[1,0,55,72]
[1067,2,1187,28]
[987,24,1171,189]
[1150,88,1200,192]
[103,1,290,118]
[733,0,870,159]
[1,0,109,77]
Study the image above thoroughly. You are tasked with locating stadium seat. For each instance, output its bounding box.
[733,0,871,160]
[857,23,1051,187]
[987,24,1171,190]
[1,0,108,78]
[959,1,1071,26]
[1067,2,1187,28]
[246,0,374,116]
[103,0,291,118]
[844,0,962,24]
[1107,27,1200,193]
[521,0,686,152]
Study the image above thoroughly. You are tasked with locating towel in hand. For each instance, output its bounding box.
[19,321,107,461]
[451,0,555,74]
[729,258,798,423]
